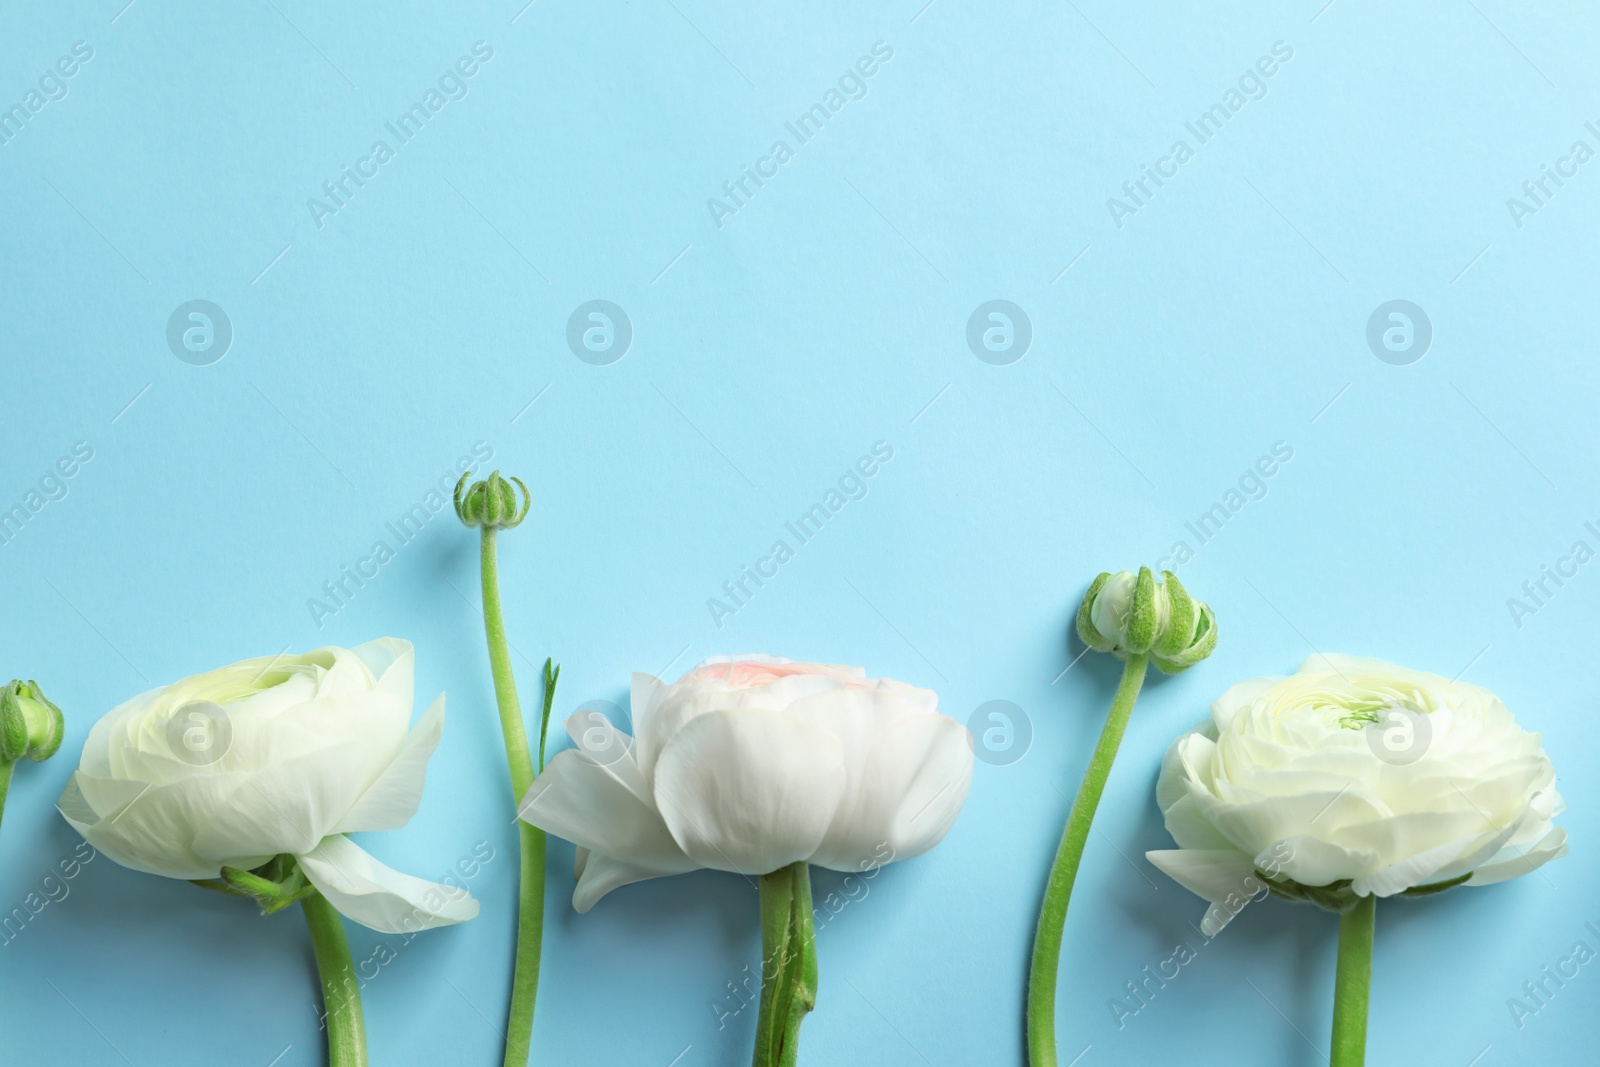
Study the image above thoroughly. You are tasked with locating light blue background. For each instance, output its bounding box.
[2,1,1597,1064]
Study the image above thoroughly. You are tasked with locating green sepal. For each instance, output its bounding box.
[1123,567,1160,654]
[1,680,65,761]
[454,470,531,530]
[25,681,65,761]
[1075,572,1113,652]
[1399,872,1473,897]
[198,855,318,917]
[1154,571,1196,659]
[0,684,26,762]
[1257,867,1475,914]
[1152,603,1217,675]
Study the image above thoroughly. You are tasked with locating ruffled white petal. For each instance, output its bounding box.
[1467,826,1568,886]
[335,694,445,833]
[1146,849,1263,935]
[806,707,972,870]
[59,770,269,879]
[297,834,478,933]
[518,749,694,878]
[652,708,846,874]
[572,850,692,914]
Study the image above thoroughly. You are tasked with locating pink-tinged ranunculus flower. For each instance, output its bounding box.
[520,654,974,911]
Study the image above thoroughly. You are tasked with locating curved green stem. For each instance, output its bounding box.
[302,891,367,1067]
[0,759,14,841]
[478,528,547,1067]
[753,862,817,1067]
[1330,895,1375,1067]
[1027,653,1148,1067]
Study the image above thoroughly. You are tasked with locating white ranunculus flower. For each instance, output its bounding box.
[1147,654,1567,935]
[519,654,974,912]
[58,639,477,934]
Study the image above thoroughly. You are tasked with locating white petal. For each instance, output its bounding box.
[349,638,415,703]
[630,672,666,734]
[1351,832,1486,897]
[571,850,694,913]
[298,834,478,933]
[1146,849,1260,904]
[807,709,972,870]
[1272,833,1377,887]
[519,750,695,876]
[58,770,265,879]
[335,694,445,833]
[652,708,846,875]
[1467,826,1569,886]
[1209,676,1277,731]
[1161,794,1237,852]
[562,711,650,804]
[191,743,379,860]
[1147,849,1265,936]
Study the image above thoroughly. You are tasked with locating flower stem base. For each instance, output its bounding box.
[754,862,817,1067]
[1330,894,1375,1067]
[302,890,368,1067]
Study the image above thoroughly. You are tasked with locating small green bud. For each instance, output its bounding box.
[0,680,65,762]
[1075,569,1217,675]
[454,470,531,530]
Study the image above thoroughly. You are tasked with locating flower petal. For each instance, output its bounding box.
[335,694,445,833]
[190,742,380,860]
[1145,849,1263,935]
[59,771,265,879]
[297,834,478,933]
[571,850,694,913]
[806,708,972,870]
[349,638,415,703]
[652,708,846,875]
[519,749,695,876]
[1467,826,1568,886]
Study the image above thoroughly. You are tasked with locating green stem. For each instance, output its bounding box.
[1330,895,1375,1067]
[302,891,367,1067]
[753,863,817,1067]
[1026,653,1148,1067]
[0,759,13,841]
[479,528,545,1067]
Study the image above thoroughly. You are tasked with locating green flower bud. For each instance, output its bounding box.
[454,470,531,530]
[0,680,65,762]
[1075,568,1217,675]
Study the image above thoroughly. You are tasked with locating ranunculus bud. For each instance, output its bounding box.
[454,470,530,529]
[1076,567,1216,674]
[1,679,64,762]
